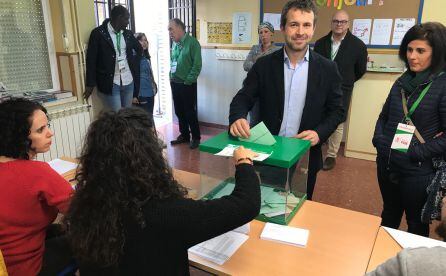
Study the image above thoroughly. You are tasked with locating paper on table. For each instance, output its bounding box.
[188,230,249,265]
[233,223,250,235]
[260,222,309,247]
[215,144,272,161]
[239,122,276,146]
[383,227,446,249]
[47,158,77,175]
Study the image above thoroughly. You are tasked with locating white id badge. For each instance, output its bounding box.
[118,59,126,71]
[390,123,415,153]
[171,61,177,73]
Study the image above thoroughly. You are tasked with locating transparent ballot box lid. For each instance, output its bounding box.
[198,132,310,225]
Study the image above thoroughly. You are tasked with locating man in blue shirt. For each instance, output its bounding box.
[229,0,344,199]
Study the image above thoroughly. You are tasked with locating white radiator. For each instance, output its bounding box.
[37,104,91,162]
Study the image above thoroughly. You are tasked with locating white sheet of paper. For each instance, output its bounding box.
[232,12,252,44]
[233,223,250,235]
[392,18,416,45]
[383,227,446,249]
[214,144,272,161]
[371,19,393,45]
[188,231,249,265]
[260,222,309,247]
[352,19,372,45]
[47,158,77,175]
[263,13,281,30]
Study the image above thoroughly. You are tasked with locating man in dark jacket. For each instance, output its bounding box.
[229,0,344,200]
[84,5,142,112]
[314,10,367,170]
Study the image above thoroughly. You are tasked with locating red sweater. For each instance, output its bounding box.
[0,160,73,276]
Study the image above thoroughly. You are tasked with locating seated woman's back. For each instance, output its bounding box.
[66,108,260,275]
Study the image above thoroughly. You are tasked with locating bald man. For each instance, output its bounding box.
[314,10,367,170]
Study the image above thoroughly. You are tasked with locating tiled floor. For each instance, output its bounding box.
[158,122,441,240]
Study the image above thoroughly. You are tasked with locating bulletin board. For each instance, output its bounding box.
[261,0,424,48]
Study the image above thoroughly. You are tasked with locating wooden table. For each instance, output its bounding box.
[366,227,402,273]
[58,161,383,276]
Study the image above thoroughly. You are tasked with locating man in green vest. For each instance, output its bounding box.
[168,18,202,149]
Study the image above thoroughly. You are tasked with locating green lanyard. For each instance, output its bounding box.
[331,47,339,60]
[403,82,432,121]
[116,32,121,56]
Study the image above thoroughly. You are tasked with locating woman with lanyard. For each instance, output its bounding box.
[133,33,158,115]
[243,22,281,126]
[373,22,446,236]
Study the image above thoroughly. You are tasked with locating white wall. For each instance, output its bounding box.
[197,49,249,125]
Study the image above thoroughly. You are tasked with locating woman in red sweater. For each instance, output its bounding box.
[0,99,73,275]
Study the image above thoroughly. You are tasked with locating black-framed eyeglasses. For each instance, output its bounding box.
[332,20,348,25]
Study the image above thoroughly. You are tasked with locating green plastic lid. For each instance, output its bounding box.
[199,132,311,168]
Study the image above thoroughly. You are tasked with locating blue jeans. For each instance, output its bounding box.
[97,82,134,112]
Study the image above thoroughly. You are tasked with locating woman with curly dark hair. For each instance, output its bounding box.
[0,98,73,275]
[65,107,260,275]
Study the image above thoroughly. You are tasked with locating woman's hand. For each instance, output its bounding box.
[132,97,139,104]
[233,146,258,165]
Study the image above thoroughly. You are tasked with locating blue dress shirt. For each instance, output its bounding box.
[279,47,310,137]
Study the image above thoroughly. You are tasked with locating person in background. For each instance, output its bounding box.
[243,21,281,127]
[65,107,260,275]
[168,18,202,149]
[372,22,446,237]
[0,99,73,276]
[133,32,158,115]
[229,0,344,200]
[366,197,446,276]
[314,10,367,171]
[84,5,142,111]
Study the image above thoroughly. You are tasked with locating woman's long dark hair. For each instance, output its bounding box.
[64,108,187,266]
[0,98,47,159]
[135,32,150,59]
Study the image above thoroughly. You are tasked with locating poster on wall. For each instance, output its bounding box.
[352,19,372,45]
[371,19,393,45]
[391,18,416,45]
[207,22,232,44]
[232,12,252,44]
[263,13,281,30]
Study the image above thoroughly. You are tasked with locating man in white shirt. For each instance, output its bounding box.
[84,5,142,112]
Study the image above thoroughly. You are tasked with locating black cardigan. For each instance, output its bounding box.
[85,19,142,95]
[78,164,260,275]
[373,72,446,175]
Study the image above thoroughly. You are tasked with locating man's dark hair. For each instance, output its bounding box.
[0,98,47,160]
[399,22,446,75]
[110,5,128,21]
[171,18,186,32]
[280,0,318,28]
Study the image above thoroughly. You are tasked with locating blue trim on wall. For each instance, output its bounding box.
[418,0,425,23]
[260,0,264,23]
[261,0,425,49]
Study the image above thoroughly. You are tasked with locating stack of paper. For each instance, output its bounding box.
[47,158,77,175]
[383,227,446,249]
[188,224,250,265]
[215,144,272,161]
[260,222,309,247]
[239,122,276,146]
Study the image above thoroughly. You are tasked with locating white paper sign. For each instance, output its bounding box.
[232,12,252,44]
[371,19,393,45]
[263,13,281,30]
[352,19,372,44]
[392,18,416,45]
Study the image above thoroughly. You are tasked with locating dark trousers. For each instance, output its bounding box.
[377,160,431,237]
[137,96,155,115]
[38,225,75,275]
[171,82,201,140]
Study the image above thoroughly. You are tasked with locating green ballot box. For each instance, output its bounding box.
[198,131,311,225]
